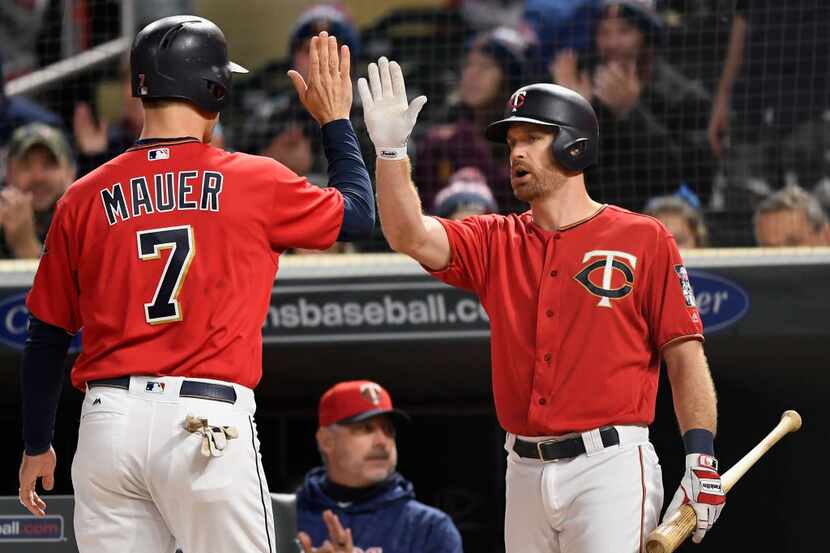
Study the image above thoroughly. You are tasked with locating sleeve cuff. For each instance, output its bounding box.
[659,333,704,351]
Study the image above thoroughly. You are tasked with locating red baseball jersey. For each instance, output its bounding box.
[428,205,703,436]
[28,139,344,390]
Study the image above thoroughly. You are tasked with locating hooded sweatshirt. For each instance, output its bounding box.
[297,467,463,553]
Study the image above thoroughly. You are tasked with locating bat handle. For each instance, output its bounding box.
[645,504,697,553]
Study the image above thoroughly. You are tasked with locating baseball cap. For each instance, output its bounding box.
[433,167,498,218]
[8,123,73,165]
[318,380,410,427]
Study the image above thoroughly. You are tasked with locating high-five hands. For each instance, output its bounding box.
[288,31,352,125]
[358,57,427,160]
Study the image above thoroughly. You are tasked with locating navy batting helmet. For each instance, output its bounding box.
[485,83,599,172]
[131,15,248,113]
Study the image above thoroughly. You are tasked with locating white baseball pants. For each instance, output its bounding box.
[504,426,663,553]
[71,376,276,553]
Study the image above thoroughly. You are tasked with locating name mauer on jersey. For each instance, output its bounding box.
[100,170,223,225]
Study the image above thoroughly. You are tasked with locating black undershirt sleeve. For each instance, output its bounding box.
[21,315,72,455]
[320,119,376,241]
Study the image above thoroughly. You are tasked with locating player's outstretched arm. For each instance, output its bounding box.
[288,31,375,241]
[359,57,450,270]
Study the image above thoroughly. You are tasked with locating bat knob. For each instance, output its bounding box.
[782,410,802,432]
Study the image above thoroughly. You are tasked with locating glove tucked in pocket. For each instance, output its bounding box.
[184,415,240,458]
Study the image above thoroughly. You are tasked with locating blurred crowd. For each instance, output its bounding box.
[1,0,829,259]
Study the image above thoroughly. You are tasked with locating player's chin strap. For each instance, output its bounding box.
[184,415,239,457]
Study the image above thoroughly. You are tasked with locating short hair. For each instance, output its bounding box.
[754,184,829,232]
[643,195,709,247]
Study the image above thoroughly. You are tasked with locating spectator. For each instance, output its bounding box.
[0,51,64,175]
[73,58,143,177]
[432,167,498,220]
[296,380,463,553]
[644,194,708,248]
[1,123,74,258]
[236,97,324,184]
[226,2,378,240]
[415,26,534,211]
[552,0,714,211]
[228,4,367,156]
[708,1,830,207]
[753,184,830,247]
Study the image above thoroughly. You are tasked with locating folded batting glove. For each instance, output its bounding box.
[664,453,726,543]
[358,56,427,160]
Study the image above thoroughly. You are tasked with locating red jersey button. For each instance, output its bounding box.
[546,309,554,317]
[554,234,561,240]
[538,398,547,405]
[549,270,558,277]
[544,353,552,362]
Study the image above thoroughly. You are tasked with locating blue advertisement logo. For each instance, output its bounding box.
[687,271,750,333]
[0,292,82,352]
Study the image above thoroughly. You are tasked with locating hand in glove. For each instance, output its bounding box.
[358,57,427,160]
[664,453,726,543]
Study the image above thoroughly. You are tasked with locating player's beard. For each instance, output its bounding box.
[512,170,566,203]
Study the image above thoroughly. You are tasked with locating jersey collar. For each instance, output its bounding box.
[525,204,608,235]
[128,136,202,151]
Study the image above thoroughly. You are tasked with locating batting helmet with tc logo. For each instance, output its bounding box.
[485,83,599,172]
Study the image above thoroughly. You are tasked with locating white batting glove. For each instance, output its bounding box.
[358,57,427,160]
[664,453,726,543]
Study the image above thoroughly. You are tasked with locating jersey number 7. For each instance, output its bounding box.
[136,225,195,325]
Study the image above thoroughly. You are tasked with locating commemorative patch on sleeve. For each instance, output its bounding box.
[674,264,696,307]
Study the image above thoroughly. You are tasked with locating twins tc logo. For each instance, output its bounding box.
[360,383,383,406]
[510,90,527,112]
[574,250,638,308]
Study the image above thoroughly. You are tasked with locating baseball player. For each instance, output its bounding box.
[360,58,725,553]
[17,16,374,553]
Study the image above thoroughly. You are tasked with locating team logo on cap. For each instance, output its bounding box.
[510,90,527,112]
[360,383,383,405]
[574,250,638,308]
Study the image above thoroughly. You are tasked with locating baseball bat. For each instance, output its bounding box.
[645,410,802,553]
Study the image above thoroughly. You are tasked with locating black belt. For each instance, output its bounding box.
[88,376,237,404]
[513,427,620,461]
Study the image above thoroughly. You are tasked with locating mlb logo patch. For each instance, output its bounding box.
[145,381,166,394]
[148,148,170,161]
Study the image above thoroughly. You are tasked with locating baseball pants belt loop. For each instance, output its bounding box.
[88,376,237,404]
[513,427,620,461]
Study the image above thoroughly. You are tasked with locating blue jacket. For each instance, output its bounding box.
[296,467,463,553]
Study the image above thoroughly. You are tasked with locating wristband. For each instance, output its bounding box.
[682,428,715,456]
[376,146,408,160]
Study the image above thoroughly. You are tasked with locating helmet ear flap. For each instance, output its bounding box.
[553,128,594,172]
